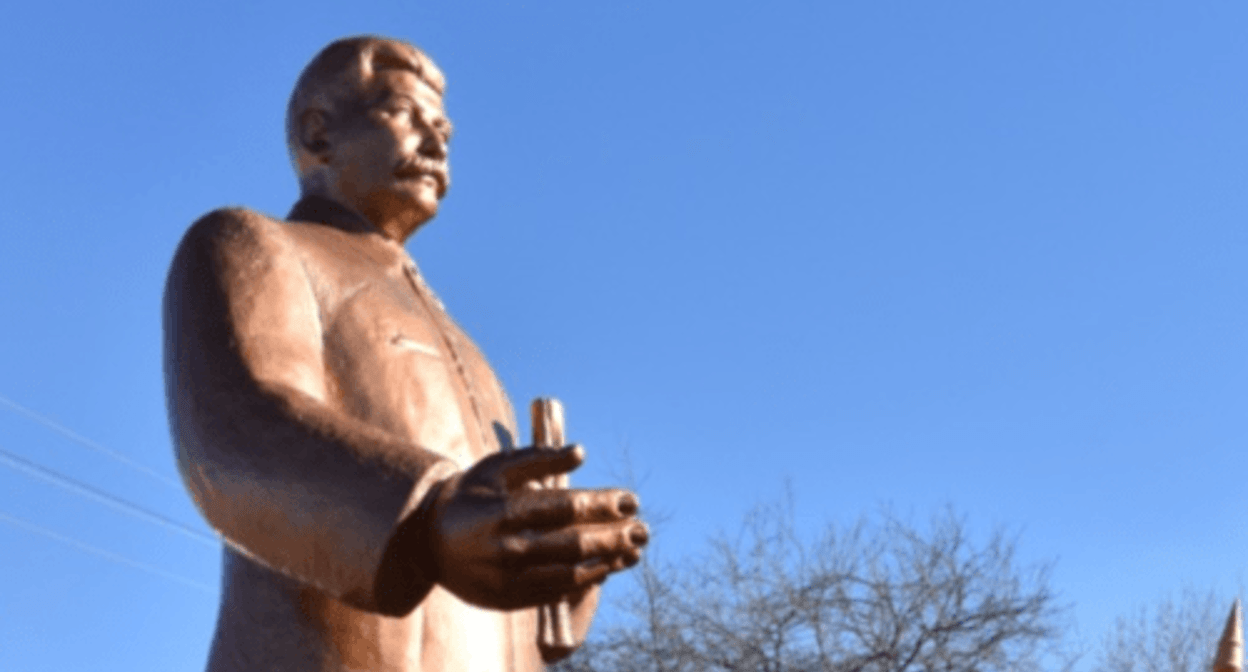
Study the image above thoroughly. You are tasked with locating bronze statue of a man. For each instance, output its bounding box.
[163,36,647,671]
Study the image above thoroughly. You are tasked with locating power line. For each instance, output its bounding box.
[0,510,214,594]
[0,393,182,489]
[0,445,218,547]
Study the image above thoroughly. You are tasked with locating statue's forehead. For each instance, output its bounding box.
[369,70,446,110]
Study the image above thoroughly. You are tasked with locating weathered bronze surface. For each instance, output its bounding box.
[1216,600,1244,672]
[163,36,646,671]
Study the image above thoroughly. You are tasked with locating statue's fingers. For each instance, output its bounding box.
[608,548,643,571]
[502,522,648,565]
[503,489,639,530]
[499,445,584,489]
[571,558,613,585]
[513,559,613,601]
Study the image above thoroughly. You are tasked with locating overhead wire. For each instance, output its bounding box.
[0,445,218,547]
[0,393,182,489]
[0,510,214,593]
[0,398,219,594]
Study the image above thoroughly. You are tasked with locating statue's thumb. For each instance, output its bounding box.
[502,446,582,487]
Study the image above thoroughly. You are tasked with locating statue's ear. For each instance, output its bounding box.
[299,109,331,159]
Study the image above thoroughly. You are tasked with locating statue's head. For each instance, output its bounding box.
[287,36,452,240]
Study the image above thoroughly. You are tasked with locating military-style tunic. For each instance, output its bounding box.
[164,196,543,671]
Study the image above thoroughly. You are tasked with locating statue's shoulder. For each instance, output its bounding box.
[173,206,297,267]
[165,207,309,310]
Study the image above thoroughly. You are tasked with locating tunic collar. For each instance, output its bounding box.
[286,195,379,236]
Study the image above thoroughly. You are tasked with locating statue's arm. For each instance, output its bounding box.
[163,208,456,615]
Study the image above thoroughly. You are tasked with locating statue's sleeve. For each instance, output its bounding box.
[163,208,456,615]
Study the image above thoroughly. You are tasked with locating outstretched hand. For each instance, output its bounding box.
[427,445,647,610]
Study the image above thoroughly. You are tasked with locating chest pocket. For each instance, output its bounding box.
[323,283,472,464]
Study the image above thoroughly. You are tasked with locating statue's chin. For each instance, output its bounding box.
[359,186,440,240]
[403,190,440,231]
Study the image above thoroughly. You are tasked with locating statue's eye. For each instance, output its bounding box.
[379,101,413,122]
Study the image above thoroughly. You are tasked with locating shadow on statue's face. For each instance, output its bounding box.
[328,70,453,238]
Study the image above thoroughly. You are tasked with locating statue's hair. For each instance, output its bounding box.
[286,36,445,176]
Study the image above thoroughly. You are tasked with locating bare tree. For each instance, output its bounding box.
[556,503,1072,672]
[1092,588,1234,672]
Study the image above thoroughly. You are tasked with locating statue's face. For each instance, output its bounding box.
[328,69,452,235]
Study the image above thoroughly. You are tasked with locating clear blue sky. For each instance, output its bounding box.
[2,1,1247,669]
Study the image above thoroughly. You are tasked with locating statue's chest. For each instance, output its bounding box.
[315,266,513,465]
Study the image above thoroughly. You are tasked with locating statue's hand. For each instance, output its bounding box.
[427,445,647,610]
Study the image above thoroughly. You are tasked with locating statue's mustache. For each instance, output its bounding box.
[394,156,449,196]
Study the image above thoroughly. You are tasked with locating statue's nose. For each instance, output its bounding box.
[418,131,447,160]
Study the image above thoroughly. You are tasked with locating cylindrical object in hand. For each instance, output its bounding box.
[531,398,575,653]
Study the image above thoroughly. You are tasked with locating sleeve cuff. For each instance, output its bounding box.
[371,459,460,615]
